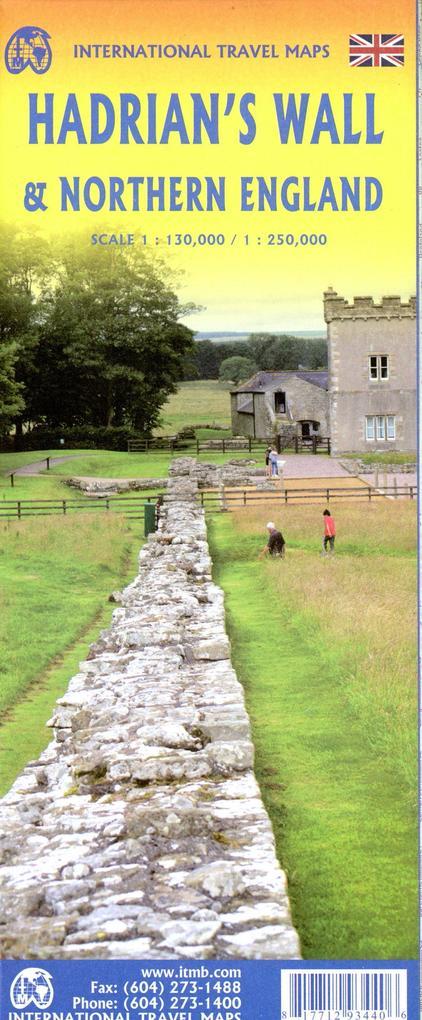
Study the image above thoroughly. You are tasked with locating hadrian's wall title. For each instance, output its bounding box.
[23,91,386,213]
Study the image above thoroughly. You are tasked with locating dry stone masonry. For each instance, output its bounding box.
[68,458,274,497]
[0,458,300,960]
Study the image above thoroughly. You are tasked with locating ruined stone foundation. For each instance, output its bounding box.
[0,458,300,960]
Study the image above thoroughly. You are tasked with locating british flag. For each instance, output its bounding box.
[349,33,404,67]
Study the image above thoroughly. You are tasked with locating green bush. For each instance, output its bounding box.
[15,426,144,452]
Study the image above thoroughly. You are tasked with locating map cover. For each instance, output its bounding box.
[0,1,418,1018]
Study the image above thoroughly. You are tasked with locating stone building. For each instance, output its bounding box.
[324,289,416,455]
[230,370,329,443]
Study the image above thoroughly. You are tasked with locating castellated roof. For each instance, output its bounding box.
[323,289,416,321]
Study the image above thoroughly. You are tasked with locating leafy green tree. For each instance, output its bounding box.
[247,332,327,371]
[41,243,195,431]
[0,339,24,434]
[219,355,257,384]
[0,226,55,433]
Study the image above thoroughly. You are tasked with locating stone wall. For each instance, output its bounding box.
[0,458,300,961]
[68,459,269,497]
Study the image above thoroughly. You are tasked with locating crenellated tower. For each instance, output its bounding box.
[324,289,416,455]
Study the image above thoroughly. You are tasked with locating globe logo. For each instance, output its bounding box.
[5,26,52,75]
[10,969,54,1009]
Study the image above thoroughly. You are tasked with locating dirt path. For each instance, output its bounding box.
[7,454,98,477]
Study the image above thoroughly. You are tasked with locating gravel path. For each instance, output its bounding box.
[361,472,417,490]
[7,454,94,477]
[277,455,351,479]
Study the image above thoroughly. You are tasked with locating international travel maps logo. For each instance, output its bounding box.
[4,26,52,74]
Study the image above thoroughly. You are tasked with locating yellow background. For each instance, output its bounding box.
[0,0,416,330]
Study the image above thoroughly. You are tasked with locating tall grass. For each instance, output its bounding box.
[0,513,139,715]
[232,501,417,794]
[208,503,417,958]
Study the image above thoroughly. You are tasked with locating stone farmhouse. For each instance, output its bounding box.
[230,290,416,455]
[230,370,329,446]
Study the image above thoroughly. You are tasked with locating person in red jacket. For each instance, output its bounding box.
[322,508,336,554]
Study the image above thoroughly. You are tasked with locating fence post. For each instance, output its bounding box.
[248,436,252,453]
[368,486,371,501]
[285,489,288,504]
[295,435,298,453]
[326,488,330,502]
[219,484,227,512]
[106,498,110,511]
[243,489,247,505]
[327,438,331,455]
[410,486,414,499]
[17,501,21,520]
[10,473,14,488]
[46,457,50,470]
[222,439,225,453]
[196,438,199,454]
[312,436,317,455]
[62,500,67,514]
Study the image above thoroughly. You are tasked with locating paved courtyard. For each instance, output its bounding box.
[278,455,351,479]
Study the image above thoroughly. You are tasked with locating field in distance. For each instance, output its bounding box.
[156,380,232,434]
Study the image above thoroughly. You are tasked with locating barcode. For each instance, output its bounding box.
[280,970,407,1019]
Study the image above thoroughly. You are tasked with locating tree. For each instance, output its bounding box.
[40,243,195,431]
[0,339,24,434]
[0,226,56,433]
[219,355,257,384]
[247,332,327,371]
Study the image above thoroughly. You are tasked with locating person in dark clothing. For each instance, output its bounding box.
[265,447,272,477]
[260,521,286,558]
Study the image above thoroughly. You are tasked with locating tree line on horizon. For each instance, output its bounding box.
[183,333,328,384]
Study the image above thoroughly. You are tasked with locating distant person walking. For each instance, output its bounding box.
[269,447,279,476]
[260,521,286,558]
[322,508,336,554]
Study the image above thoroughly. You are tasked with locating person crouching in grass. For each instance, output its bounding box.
[260,521,286,558]
[322,508,336,555]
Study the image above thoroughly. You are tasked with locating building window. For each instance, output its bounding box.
[274,390,286,413]
[365,415,395,441]
[386,415,396,440]
[369,355,389,380]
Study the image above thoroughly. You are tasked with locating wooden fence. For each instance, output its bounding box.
[127,436,331,455]
[0,482,415,520]
[0,494,158,520]
[198,483,417,509]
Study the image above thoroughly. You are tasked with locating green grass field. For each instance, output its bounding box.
[0,513,141,794]
[208,501,417,959]
[156,380,232,433]
[0,447,265,497]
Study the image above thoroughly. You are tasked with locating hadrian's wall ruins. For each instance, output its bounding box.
[0,458,300,960]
